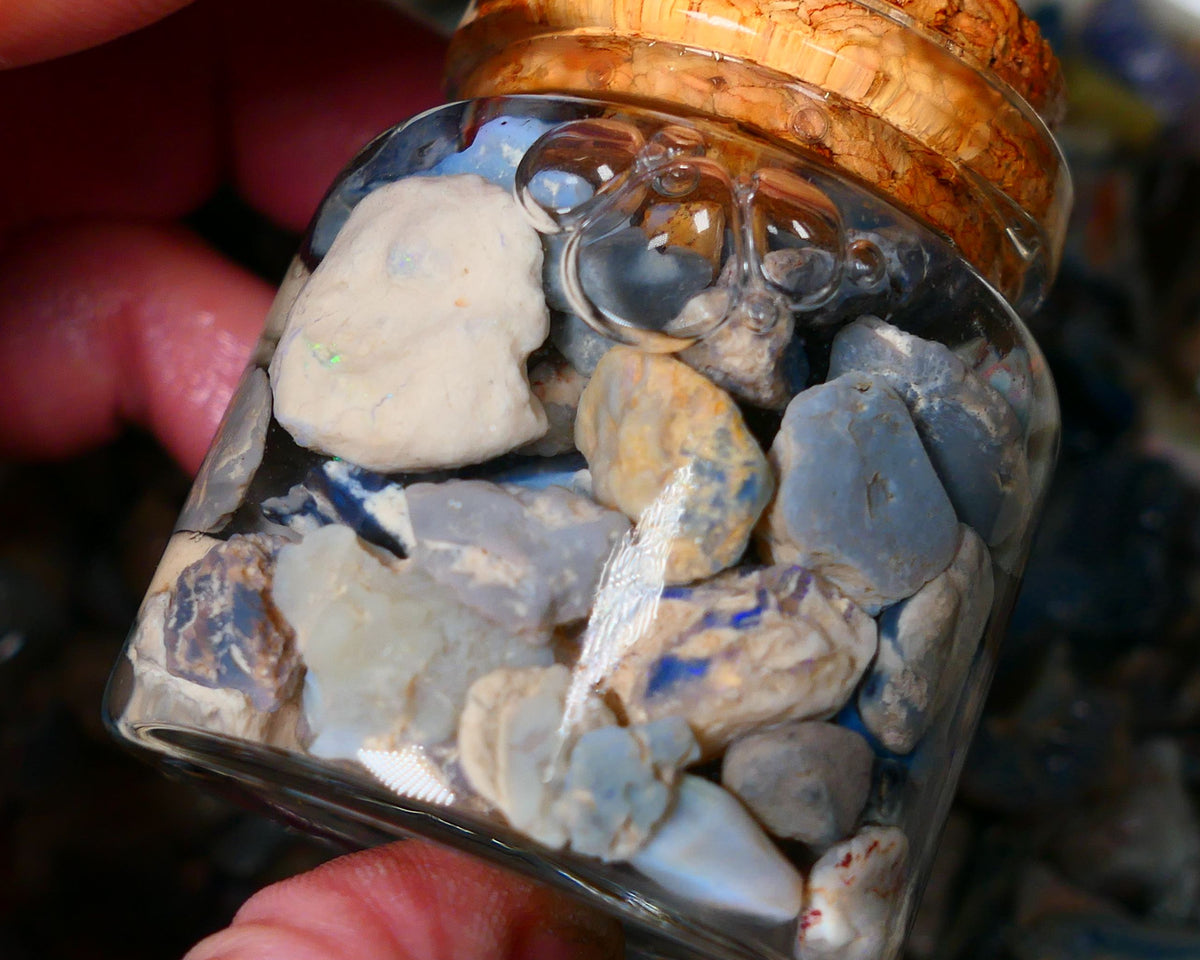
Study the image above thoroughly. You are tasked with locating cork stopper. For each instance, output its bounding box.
[446,0,1071,308]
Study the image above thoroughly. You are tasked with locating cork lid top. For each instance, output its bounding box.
[884,0,1065,121]
[449,0,1071,307]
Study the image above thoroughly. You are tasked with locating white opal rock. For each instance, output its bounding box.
[629,775,806,922]
[608,565,877,756]
[270,174,550,472]
[405,479,628,630]
[457,664,614,848]
[272,524,552,759]
[178,368,273,534]
[797,826,909,960]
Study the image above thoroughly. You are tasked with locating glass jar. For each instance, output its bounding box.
[105,1,1070,957]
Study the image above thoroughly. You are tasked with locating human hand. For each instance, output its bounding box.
[0,4,621,957]
[182,839,621,960]
[0,0,443,472]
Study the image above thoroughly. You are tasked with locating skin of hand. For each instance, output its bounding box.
[0,2,623,957]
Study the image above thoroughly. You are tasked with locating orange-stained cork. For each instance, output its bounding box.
[446,0,1070,307]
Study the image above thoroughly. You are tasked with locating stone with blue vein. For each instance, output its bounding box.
[608,564,875,756]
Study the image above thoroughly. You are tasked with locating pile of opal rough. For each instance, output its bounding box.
[123,114,1039,960]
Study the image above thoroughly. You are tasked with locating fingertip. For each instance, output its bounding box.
[0,0,194,68]
[224,0,447,231]
[0,221,272,473]
[211,840,623,960]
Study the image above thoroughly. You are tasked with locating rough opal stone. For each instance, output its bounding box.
[608,565,877,755]
[576,346,773,584]
[404,480,629,630]
[797,826,909,960]
[761,372,959,612]
[272,524,552,759]
[721,721,874,851]
[629,775,806,922]
[164,533,300,712]
[550,309,616,377]
[558,717,699,860]
[520,352,587,457]
[428,115,554,192]
[679,288,808,409]
[124,591,304,748]
[858,524,995,753]
[177,368,272,535]
[270,174,549,472]
[829,316,1031,545]
[457,665,615,849]
[262,460,413,556]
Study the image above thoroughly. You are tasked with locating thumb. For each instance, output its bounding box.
[183,839,623,960]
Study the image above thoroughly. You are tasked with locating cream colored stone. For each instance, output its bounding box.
[142,532,220,609]
[457,664,614,848]
[272,524,552,759]
[270,174,550,472]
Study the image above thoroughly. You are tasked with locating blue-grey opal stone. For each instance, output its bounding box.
[261,460,410,556]
[829,316,1030,546]
[558,717,698,860]
[550,309,616,376]
[428,115,554,192]
[761,372,959,613]
[857,525,994,754]
[164,533,299,712]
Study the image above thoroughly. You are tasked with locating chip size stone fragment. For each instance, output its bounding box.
[550,309,616,376]
[261,460,414,556]
[557,716,699,860]
[608,564,876,755]
[575,346,773,583]
[520,352,588,456]
[721,721,873,851]
[177,368,272,535]
[164,533,300,712]
[272,524,553,760]
[458,665,612,848]
[679,287,808,409]
[797,826,909,960]
[761,372,959,612]
[404,480,629,630]
[429,115,554,191]
[628,775,806,922]
[858,524,995,753]
[123,591,304,747]
[270,174,549,472]
[830,316,1031,545]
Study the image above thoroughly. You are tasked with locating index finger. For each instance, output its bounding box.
[0,0,194,68]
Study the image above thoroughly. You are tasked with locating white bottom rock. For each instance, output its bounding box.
[796,826,909,960]
[629,775,806,923]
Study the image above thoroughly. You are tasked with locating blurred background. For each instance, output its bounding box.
[3,0,1200,957]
